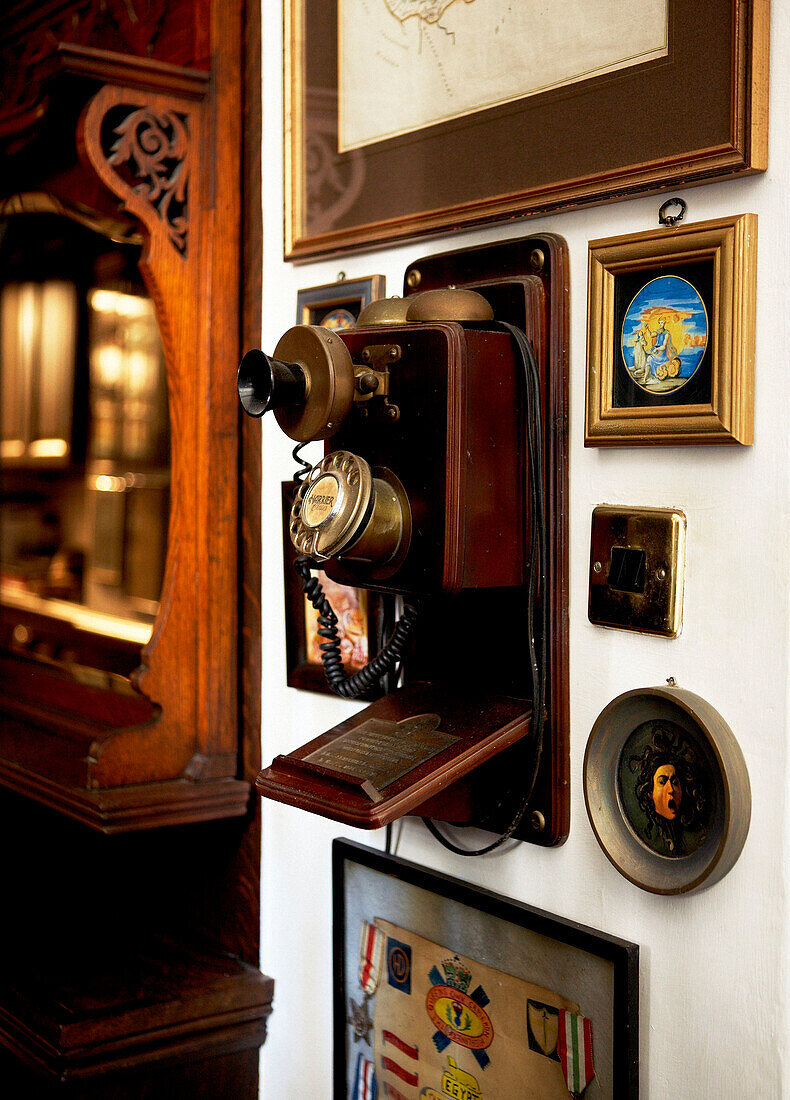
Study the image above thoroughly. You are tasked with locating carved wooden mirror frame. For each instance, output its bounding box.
[0,3,258,834]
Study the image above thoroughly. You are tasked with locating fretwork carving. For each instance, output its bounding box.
[105,107,189,255]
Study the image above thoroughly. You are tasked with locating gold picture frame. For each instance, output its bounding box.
[585,214,757,446]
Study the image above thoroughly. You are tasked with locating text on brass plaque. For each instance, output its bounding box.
[304,713,458,793]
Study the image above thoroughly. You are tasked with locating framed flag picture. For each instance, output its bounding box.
[333,840,639,1100]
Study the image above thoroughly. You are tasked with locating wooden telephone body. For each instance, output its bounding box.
[326,321,526,595]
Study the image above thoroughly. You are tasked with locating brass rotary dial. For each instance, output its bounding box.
[290,450,409,568]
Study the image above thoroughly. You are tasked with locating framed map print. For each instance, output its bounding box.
[339,1,668,152]
[285,0,767,258]
[334,840,639,1098]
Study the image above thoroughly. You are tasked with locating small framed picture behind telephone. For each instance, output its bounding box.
[281,483,383,699]
[585,214,756,446]
[296,275,385,331]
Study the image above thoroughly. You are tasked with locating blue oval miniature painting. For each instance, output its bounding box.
[621,276,708,395]
[321,307,357,332]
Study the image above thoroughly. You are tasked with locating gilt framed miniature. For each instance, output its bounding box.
[584,684,751,894]
[585,214,757,446]
[334,839,639,1099]
[295,274,385,329]
[286,1,767,259]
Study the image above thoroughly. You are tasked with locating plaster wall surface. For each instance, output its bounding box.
[258,1,790,1094]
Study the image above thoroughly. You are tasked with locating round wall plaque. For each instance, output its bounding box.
[584,684,750,895]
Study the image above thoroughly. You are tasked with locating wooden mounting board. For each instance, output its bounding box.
[401,233,570,846]
[258,232,569,847]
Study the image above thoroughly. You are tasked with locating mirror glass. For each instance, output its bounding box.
[0,212,170,680]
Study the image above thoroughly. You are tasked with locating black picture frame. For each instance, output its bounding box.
[333,839,639,1098]
[611,257,715,412]
[295,274,385,328]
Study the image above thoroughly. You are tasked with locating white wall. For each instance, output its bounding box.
[258,2,790,1095]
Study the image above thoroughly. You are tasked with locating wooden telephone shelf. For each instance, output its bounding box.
[258,681,533,829]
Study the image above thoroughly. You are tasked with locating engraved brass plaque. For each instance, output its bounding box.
[304,712,458,794]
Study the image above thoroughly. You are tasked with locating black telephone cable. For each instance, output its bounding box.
[291,443,420,699]
[294,555,419,699]
[292,441,312,486]
[422,321,548,855]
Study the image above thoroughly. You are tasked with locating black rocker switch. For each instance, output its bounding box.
[607,546,646,594]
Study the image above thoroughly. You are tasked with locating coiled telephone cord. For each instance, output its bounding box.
[292,441,312,486]
[294,555,419,699]
[292,442,419,699]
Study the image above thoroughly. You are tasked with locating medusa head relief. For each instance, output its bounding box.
[618,720,712,857]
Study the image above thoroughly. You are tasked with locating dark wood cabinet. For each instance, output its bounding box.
[0,2,271,1095]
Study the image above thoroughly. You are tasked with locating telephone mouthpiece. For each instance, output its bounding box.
[237,348,307,418]
[237,327,355,442]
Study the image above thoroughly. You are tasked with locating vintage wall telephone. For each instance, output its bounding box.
[239,236,569,850]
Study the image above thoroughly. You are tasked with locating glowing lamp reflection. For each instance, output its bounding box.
[93,474,128,492]
[89,288,151,318]
[28,438,69,458]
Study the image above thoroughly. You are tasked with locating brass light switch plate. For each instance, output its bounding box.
[588,505,686,636]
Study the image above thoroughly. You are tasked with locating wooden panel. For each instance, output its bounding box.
[402,234,570,846]
[0,942,272,1086]
[0,1046,264,1098]
[0,3,248,823]
[0,1,269,1096]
